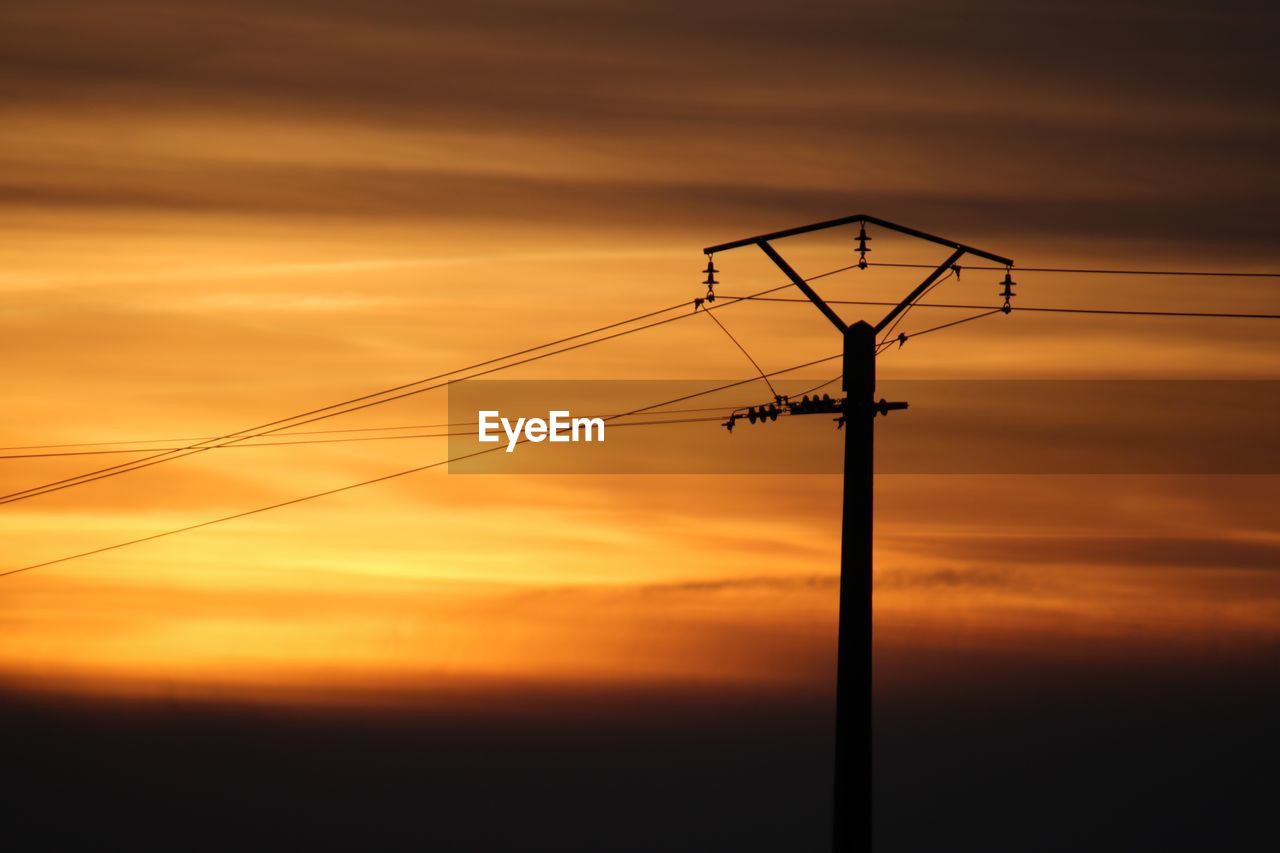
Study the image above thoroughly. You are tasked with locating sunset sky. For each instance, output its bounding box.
[2,1,1278,849]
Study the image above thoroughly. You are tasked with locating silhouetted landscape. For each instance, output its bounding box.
[7,639,1277,851]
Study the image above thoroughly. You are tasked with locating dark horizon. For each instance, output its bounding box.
[3,0,1279,849]
[6,638,1278,850]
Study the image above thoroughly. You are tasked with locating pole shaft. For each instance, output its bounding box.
[834,321,875,851]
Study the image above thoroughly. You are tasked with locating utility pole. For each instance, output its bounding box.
[704,215,1013,852]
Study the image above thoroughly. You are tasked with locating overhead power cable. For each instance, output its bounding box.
[0,405,755,456]
[1,260,862,461]
[867,262,1280,278]
[718,295,1280,321]
[0,270,843,507]
[875,309,1005,354]
[8,259,1273,504]
[792,374,844,399]
[0,300,676,504]
[878,268,954,348]
[701,308,779,398]
[0,354,842,579]
[0,406,774,460]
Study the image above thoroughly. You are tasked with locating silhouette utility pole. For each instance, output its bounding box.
[704,215,1014,852]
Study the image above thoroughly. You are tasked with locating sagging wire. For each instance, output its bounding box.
[701,306,780,399]
[874,308,1005,355]
[877,265,959,351]
[877,265,1016,354]
[696,251,781,399]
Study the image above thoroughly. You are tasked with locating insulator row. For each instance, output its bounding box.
[746,403,781,424]
[789,393,842,415]
[722,402,779,432]
[721,402,778,427]
[722,394,847,431]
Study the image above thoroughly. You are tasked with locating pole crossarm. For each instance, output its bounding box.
[756,239,848,333]
[873,247,965,334]
[703,213,1014,268]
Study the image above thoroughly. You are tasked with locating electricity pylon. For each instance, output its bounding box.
[703,215,1014,851]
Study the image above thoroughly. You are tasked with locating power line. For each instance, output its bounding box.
[0,427,471,455]
[0,428,453,453]
[0,447,489,580]
[0,355,840,579]
[0,300,681,504]
[0,405,756,455]
[876,309,1005,355]
[7,256,1269,499]
[0,306,697,502]
[8,281,1273,481]
[718,295,1280,320]
[0,407,771,460]
[0,273,826,507]
[701,307,779,398]
[0,259,856,457]
[792,374,843,398]
[0,262,873,479]
[11,286,1273,467]
[868,262,1280,278]
[878,268,954,348]
[1004,306,1280,320]
[603,353,841,421]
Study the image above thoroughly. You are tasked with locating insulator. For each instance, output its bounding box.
[999,269,1016,300]
[856,224,872,269]
[703,257,719,287]
[746,407,758,424]
[767,404,780,422]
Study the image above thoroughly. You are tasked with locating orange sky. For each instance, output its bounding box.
[2,0,1279,708]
